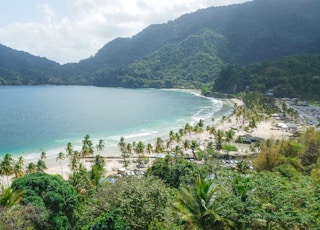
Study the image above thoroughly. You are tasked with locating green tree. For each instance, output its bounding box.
[96,139,105,152]
[174,176,234,229]
[25,162,37,174]
[190,140,199,159]
[155,137,165,153]
[56,151,66,176]
[135,141,145,155]
[90,155,105,186]
[0,186,24,209]
[0,154,14,185]
[66,142,73,157]
[215,130,224,150]
[13,156,24,179]
[36,159,47,172]
[146,156,199,188]
[11,172,78,230]
[86,209,130,230]
[79,176,174,230]
[41,151,47,163]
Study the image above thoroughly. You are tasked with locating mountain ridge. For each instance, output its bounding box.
[0,0,319,94]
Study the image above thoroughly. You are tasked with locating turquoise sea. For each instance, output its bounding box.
[0,86,232,159]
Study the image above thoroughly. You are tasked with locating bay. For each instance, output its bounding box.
[0,86,230,158]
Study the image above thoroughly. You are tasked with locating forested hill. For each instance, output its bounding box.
[212,54,320,100]
[0,44,63,85]
[0,0,320,92]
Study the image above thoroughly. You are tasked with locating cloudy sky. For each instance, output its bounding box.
[0,0,250,64]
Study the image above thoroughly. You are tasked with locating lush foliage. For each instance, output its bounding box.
[213,54,320,100]
[78,176,176,229]
[10,172,78,229]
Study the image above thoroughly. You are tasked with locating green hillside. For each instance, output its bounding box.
[0,0,319,99]
[212,54,320,100]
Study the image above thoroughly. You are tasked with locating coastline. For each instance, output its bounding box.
[7,94,233,180]
[3,94,293,183]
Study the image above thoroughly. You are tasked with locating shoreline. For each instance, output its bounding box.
[5,95,233,180]
[0,95,298,184]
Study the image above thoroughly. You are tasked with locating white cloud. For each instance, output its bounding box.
[0,0,250,64]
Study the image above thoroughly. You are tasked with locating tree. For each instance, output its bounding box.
[85,209,130,230]
[135,141,145,155]
[225,130,235,143]
[183,140,190,150]
[41,151,47,163]
[36,159,47,172]
[146,143,153,154]
[90,155,105,186]
[82,134,94,163]
[174,176,234,229]
[155,137,164,153]
[173,145,183,156]
[56,152,66,176]
[25,162,37,174]
[0,186,24,209]
[11,172,78,229]
[66,142,73,157]
[146,156,200,188]
[79,176,175,229]
[0,154,14,186]
[13,156,24,179]
[96,139,105,152]
[253,138,284,171]
[118,137,126,153]
[215,130,224,150]
[190,140,199,159]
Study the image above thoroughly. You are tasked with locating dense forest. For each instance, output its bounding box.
[212,54,320,100]
[1,0,320,100]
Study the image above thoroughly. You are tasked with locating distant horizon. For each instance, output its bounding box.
[0,0,251,64]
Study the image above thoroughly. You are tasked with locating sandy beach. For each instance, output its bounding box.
[3,96,297,184]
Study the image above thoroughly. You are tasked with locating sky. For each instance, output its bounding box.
[0,0,250,64]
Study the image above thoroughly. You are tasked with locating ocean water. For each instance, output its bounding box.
[0,86,230,159]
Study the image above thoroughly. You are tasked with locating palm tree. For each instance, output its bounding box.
[0,186,24,209]
[135,141,145,155]
[216,130,224,151]
[0,154,14,186]
[175,132,181,143]
[118,137,126,153]
[56,151,66,176]
[82,135,94,161]
[174,176,234,229]
[40,151,47,163]
[96,139,105,152]
[25,162,37,174]
[146,143,153,155]
[179,128,185,141]
[69,151,80,173]
[198,119,204,128]
[190,140,199,159]
[36,159,47,172]
[66,142,74,157]
[225,130,235,143]
[13,163,24,179]
[183,140,190,150]
[12,156,24,179]
[236,160,251,174]
[155,137,164,153]
[184,123,193,136]
[173,145,183,156]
